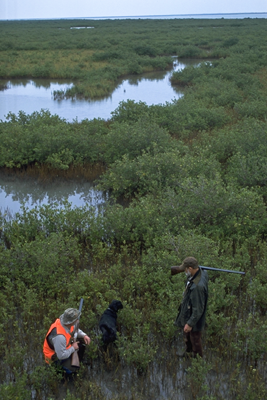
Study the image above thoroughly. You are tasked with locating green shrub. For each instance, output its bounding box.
[103,118,176,165]
[117,331,158,372]
[0,373,31,400]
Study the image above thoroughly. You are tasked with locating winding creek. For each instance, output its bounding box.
[0,58,199,215]
[0,58,198,123]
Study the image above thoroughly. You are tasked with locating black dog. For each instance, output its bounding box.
[99,300,123,345]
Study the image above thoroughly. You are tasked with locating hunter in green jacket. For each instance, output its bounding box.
[171,257,208,357]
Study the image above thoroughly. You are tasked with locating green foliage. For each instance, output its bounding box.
[102,118,176,165]
[29,366,62,399]
[98,149,219,197]
[247,245,267,311]
[236,314,267,360]
[1,17,266,99]
[177,45,207,58]
[223,37,239,47]
[111,100,150,123]
[117,330,158,372]
[0,373,31,400]
[171,63,206,85]
[1,17,267,399]
[229,363,267,400]
[0,110,108,168]
[193,78,243,108]
[102,176,267,243]
[134,45,157,57]
[187,356,213,398]
[198,119,267,196]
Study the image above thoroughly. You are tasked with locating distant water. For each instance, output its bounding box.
[82,13,267,20]
[8,13,267,21]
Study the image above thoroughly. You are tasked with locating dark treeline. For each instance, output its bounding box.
[1,18,267,399]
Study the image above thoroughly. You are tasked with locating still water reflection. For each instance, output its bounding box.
[0,59,200,214]
[0,59,198,122]
[0,173,106,217]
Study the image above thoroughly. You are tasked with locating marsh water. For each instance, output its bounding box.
[0,172,107,217]
[0,59,198,215]
[0,58,198,123]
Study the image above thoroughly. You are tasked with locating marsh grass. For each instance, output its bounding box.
[0,207,267,399]
[2,18,266,98]
[1,17,267,399]
[1,332,266,399]
[3,49,108,78]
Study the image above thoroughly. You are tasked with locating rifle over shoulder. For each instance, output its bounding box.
[170,265,245,275]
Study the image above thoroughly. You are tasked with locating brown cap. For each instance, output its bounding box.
[180,256,199,270]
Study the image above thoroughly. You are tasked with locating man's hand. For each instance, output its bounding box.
[83,335,91,345]
[72,341,80,350]
[184,324,192,333]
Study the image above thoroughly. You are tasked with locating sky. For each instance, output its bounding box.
[1,0,267,20]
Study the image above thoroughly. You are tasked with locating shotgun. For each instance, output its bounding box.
[200,265,245,275]
[71,298,84,368]
[171,265,245,275]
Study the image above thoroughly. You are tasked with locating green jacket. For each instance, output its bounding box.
[175,268,208,332]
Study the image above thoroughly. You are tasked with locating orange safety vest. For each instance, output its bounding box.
[43,318,74,363]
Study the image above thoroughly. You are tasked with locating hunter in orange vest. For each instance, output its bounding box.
[43,308,90,373]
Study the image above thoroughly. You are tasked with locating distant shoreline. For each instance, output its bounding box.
[84,12,267,20]
[1,12,267,21]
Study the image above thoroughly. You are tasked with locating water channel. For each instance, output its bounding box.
[0,58,198,123]
[0,58,199,215]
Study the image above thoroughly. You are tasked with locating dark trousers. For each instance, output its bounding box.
[184,330,203,357]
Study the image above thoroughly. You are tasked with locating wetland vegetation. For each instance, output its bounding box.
[1,17,267,399]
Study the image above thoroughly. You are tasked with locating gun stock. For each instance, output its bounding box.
[71,298,84,368]
[71,345,80,368]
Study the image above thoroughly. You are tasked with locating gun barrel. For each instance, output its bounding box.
[78,298,84,314]
[200,266,245,275]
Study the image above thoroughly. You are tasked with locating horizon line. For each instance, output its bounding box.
[1,11,267,21]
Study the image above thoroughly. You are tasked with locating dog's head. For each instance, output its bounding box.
[109,300,123,313]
